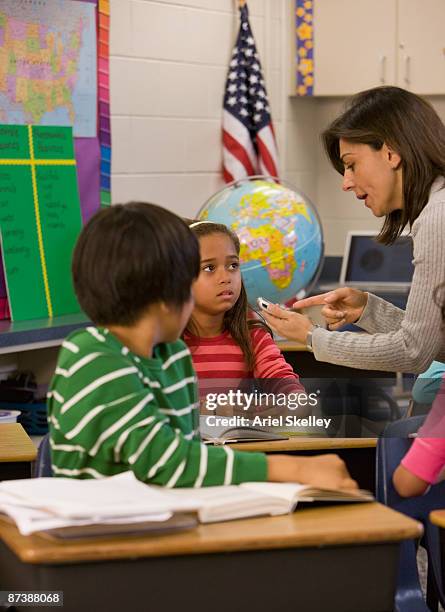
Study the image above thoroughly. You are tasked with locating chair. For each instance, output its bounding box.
[376,416,445,611]
[318,377,406,438]
[33,432,52,477]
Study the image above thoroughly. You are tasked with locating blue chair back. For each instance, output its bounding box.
[377,416,445,611]
[33,432,53,477]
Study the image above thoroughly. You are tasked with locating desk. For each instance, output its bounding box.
[0,423,37,480]
[429,510,445,606]
[230,437,377,492]
[430,510,445,529]
[0,503,421,612]
[0,313,89,354]
[277,339,407,443]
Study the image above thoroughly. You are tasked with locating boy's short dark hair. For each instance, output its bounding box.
[72,202,200,325]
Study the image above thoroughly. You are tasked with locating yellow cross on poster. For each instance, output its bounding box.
[0,124,83,321]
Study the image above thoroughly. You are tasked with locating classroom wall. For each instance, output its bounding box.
[109,0,298,219]
[108,0,445,255]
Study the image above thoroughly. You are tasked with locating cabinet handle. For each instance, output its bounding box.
[404,55,411,85]
[379,55,387,84]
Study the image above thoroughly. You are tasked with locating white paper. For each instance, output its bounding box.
[0,472,196,518]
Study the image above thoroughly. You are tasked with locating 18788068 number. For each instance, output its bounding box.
[0,591,63,606]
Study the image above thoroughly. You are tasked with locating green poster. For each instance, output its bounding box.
[0,124,83,321]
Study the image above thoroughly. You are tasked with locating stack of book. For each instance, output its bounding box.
[0,472,373,539]
[0,472,197,538]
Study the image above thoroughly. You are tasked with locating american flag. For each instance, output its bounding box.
[222,3,279,183]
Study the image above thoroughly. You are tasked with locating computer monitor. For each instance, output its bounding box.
[339,231,414,291]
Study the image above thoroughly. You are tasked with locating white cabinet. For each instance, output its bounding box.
[292,0,445,96]
[398,0,445,94]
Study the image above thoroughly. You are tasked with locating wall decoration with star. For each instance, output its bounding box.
[295,0,314,96]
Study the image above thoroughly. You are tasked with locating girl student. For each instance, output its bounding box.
[183,220,310,416]
[394,283,445,497]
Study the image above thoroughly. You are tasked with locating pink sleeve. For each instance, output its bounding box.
[401,437,445,484]
[401,377,445,483]
[252,328,304,391]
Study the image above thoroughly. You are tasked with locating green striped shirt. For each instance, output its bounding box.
[48,327,267,487]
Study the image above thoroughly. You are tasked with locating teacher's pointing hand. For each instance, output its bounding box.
[294,287,369,331]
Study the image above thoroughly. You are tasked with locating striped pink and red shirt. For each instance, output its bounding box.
[184,327,304,397]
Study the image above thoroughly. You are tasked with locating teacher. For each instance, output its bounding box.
[260,86,445,373]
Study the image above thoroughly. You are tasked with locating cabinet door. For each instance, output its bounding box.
[398,0,445,94]
[310,0,397,96]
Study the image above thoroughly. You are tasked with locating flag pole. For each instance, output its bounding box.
[223,0,279,182]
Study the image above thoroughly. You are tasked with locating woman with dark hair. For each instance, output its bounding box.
[260,86,445,373]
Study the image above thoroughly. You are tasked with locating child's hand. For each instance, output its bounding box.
[267,454,358,490]
[260,305,313,344]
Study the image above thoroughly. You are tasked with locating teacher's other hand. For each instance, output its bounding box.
[260,304,313,344]
[293,287,368,330]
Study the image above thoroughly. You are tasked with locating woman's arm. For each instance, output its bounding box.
[294,288,405,334]
[264,196,445,373]
[314,201,445,372]
[354,292,405,334]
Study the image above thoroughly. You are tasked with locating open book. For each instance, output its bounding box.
[0,473,373,535]
[202,426,288,445]
[164,482,373,523]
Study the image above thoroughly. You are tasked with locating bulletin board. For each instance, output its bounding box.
[0,0,111,319]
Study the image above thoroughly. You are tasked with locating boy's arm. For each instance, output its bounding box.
[51,352,357,489]
[51,353,267,487]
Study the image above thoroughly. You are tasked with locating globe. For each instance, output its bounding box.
[198,177,324,306]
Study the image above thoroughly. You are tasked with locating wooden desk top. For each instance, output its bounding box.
[0,503,421,566]
[228,436,377,452]
[276,340,307,352]
[0,424,37,463]
[430,509,445,528]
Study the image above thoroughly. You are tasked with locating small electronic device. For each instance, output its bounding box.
[257,297,273,310]
[257,297,327,329]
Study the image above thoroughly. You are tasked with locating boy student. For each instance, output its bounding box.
[47,202,357,490]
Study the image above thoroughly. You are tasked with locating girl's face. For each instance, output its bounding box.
[192,233,242,316]
[339,139,403,217]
